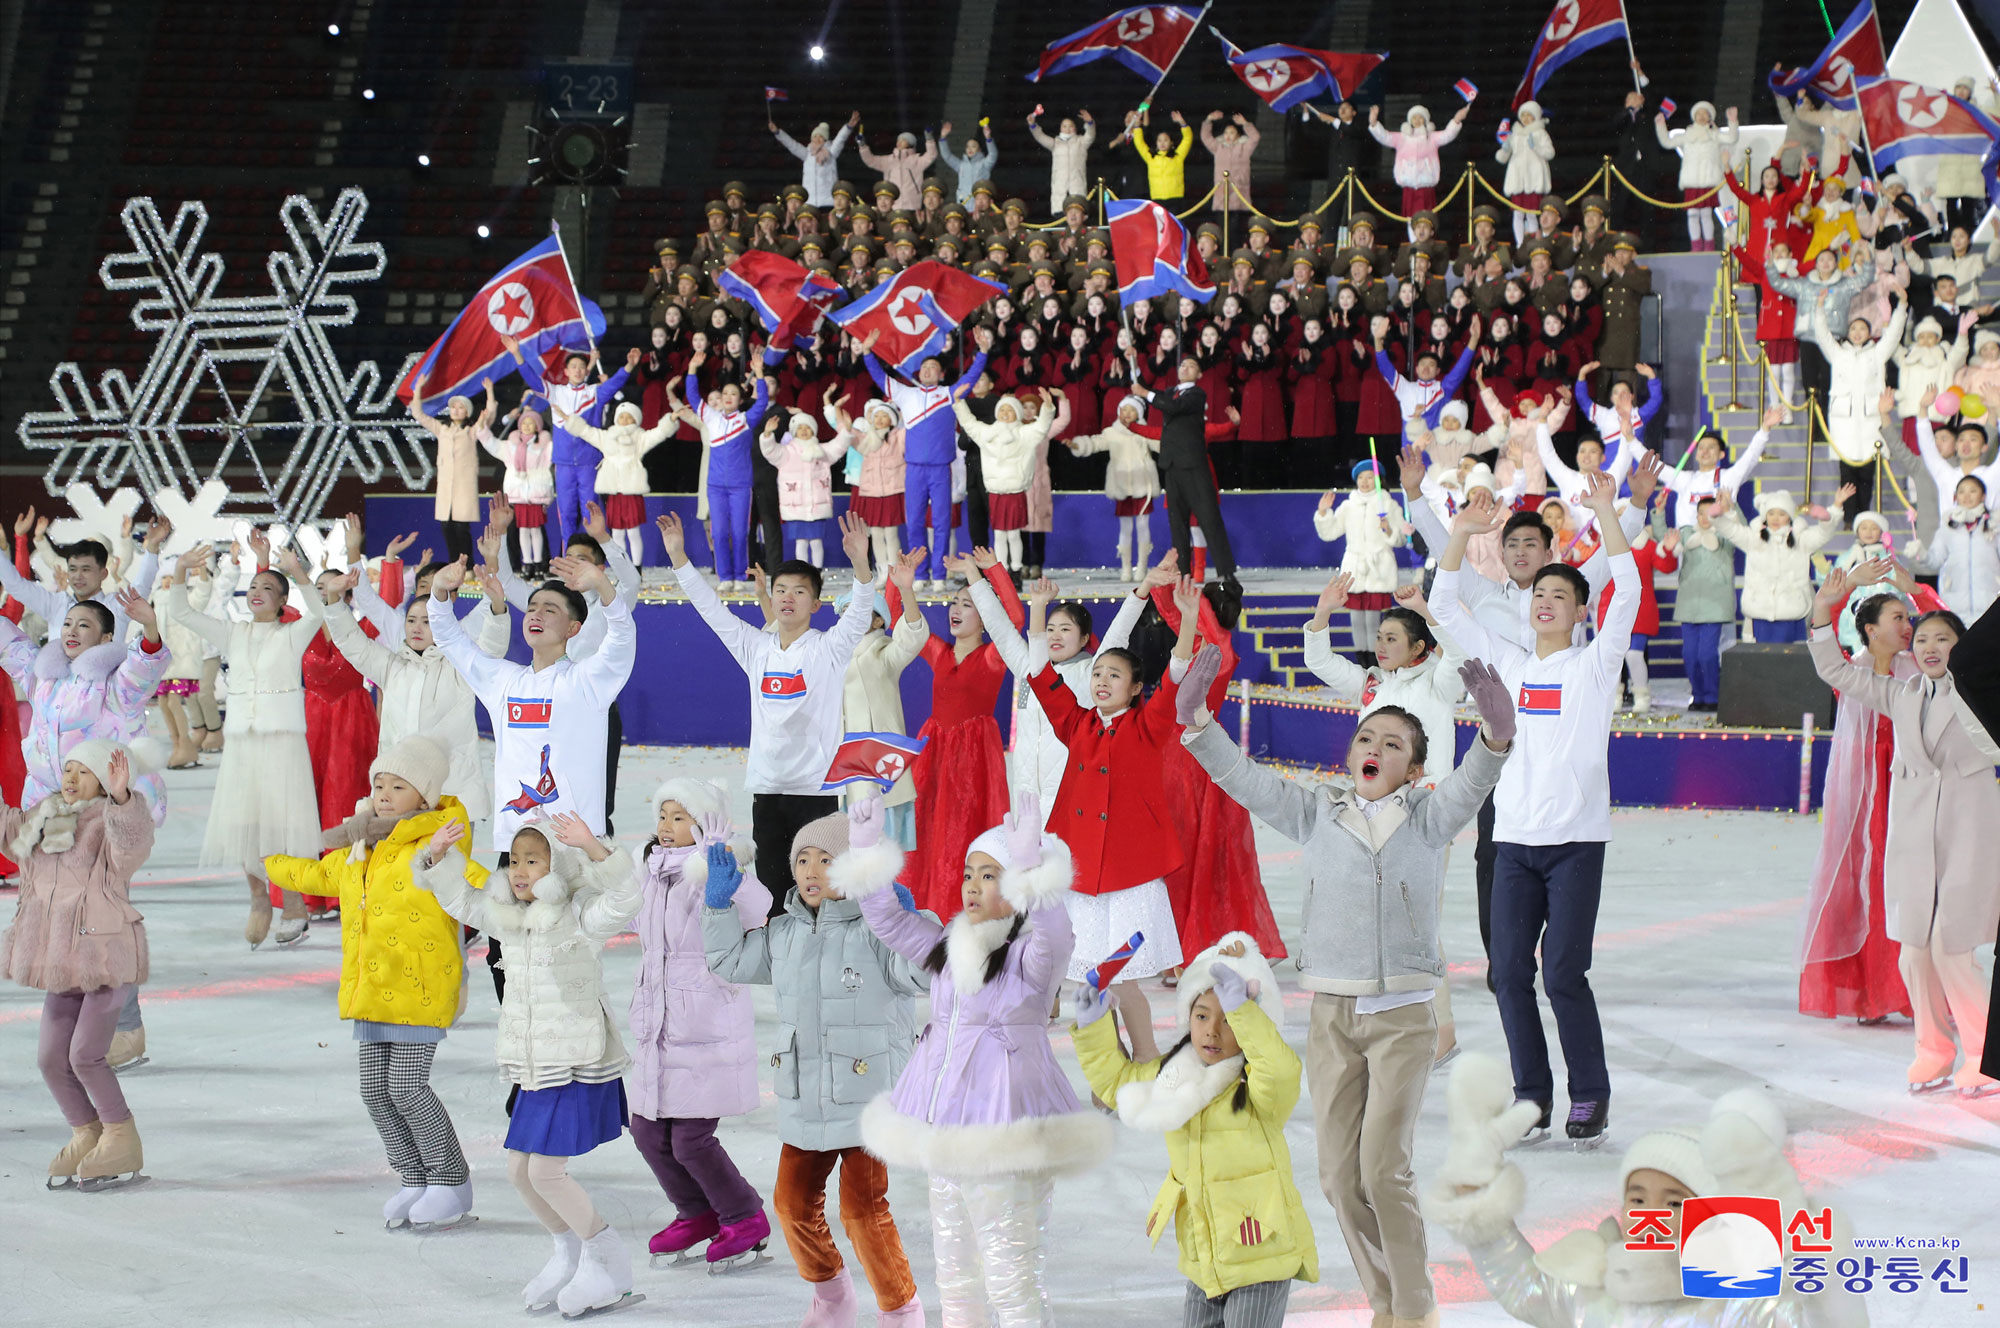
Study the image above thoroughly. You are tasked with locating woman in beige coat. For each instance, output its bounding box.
[411,375,496,567]
[1810,567,2000,1096]
[834,554,931,848]
[1201,111,1260,214]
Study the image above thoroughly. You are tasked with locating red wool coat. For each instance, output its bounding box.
[1288,345,1338,438]
[1031,662,1186,895]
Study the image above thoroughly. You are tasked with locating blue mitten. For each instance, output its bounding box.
[703,840,743,909]
[1208,962,1250,1012]
[892,882,916,912]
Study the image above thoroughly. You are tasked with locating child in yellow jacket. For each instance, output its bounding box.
[1073,933,1316,1327]
[265,737,486,1232]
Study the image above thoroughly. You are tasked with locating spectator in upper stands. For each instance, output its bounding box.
[1653,101,1738,252]
[1130,110,1194,203]
[1779,87,1861,181]
[1368,100,1468,226]
[1939,79,2000,234]
[936,120,998,205]
[1769,246,1873,410]
[1306,101,1365,188]
[1027,109,1095,215]
[770,112,860,208]
[1496,103,1555,249]
[1201,110,1261,220]
[857,129,937,212]
[1608,65,1668,251]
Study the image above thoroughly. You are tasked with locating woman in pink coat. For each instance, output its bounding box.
[1367,101,1470,221]
[847,793,1111,1326]
[3,738,155,1190]
[626,778,774,1261]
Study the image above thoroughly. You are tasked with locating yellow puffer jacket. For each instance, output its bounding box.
[1074,1000,1317,1298]
[1134,126,1193,201]
[266,798,484,1028]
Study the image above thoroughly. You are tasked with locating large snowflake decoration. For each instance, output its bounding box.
[16,187,434,527]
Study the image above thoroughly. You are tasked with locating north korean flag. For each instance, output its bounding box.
[827,261,1003,377]
[1858,77,2000,173]
[395,230,594,415]
[1768,0,1886,112]
[761,670,810,701]
[1025,5,1201,84]
[1517,683,1563,716]
[821,731,929,791]
[1512,0,1631,109]
[1107,198,1214,303]
[716,250,845,350]
[505,697,554,728]
[1216,33,1387,114]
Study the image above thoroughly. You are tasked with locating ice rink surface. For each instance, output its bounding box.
[5,742,1996,1327]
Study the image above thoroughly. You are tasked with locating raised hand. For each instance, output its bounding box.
[429,556,468,599]
[143,517,173,553]
[1832,482,1857,510]
[1398,442,1427,493]
[1762,406,1785,430]
[1139,548,1180,590]
[847,794,885,849]
[115,586,159,633]
[971,545,1000,569]
[1460,659,1516,746]
[549,810,599,851]
[1208,961,1250,1011]
[1627,449,1664,506]
[1002,791,1044,867]
[104,748,131,804]
[424,818,466,865]
[1392,582,1432,619]
[655,512,687,562]
[12,506,34,537]
[477,524,502,565]
[887,547,924,598]
[551,553,612,602]
[1579,468,1619,519]
[839,510,871,574]
[1315,570,1356,617]
[1177,643,1223,727]
[385,531,418,560]
[273,544,309,583]
[1171,572,1201,620]
[584,500,610,543]
[246,526,272,567]
[1814,566,1852,617]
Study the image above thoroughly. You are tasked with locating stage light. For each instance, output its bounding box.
[416,153,431,167]
[809,44,825,61]
[361,88,374,101]
[476,224,491,239]
[327,23,340,35]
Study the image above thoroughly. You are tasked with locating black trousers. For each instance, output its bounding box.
[603,701,622,834]
[1838,460,1874,523]
[479,851,513,1004]
[1163,465,1238,581]
[1798,339,1832,415]
[752,792,838,919]
[440,519,475,567]
[1475,790,1497,989]
[753,481,784,575]
[961,442,992,547]
[1022,531,1046,568]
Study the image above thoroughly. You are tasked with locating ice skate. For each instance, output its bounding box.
[409,1180,475,1230]
[1909,1053,1954,1094]
[876,1295,926,1326]
[558,1226,638,1318]
[1959,1079,1999,1099]
[245,881,273,949]
[383,1184,427,1229]
[273,893,311,947]
[800,1267,857,1327]
[647,1210,719,1267]
[77,1117,145,1190]
[107,1026,147,1071]
[1909,1075,1954,1095]
[1566,1098,1610,1150]
[47,1120,102,1190]
[523,1231,583,1310]
[1509,1100,1552,1148]
[1628,687,1651,716]
[704,1209,774,1274]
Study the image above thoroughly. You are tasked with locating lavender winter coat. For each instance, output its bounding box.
[0,621,170,823]
[843,837,1113,1179]
[626,837,773,1122]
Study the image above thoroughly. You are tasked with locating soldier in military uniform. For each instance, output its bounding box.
[1277,250,1329,321]
[1455,205,1514,281]
[915,178,950,237]
[1052,195,1093,257]
[1343,212,1391,276]
[1393,210,1451,279]
[779,183,810,231]
[1070,262,1118,317]
[748,206,800,260]
[1066,229,1112,292]
[965,180,1002,236]
[1522,242,1569,317]
[931,234,965,269]
[826,181,858,237]
[1400,248,1448,311]
[642,239,686,326]
[1572,195,1616,279]
[1336,250,1390,316]
[1296,214,1333,277]
[1242,218,1286,284]
[1595,233,1652,393]
[1536,194,1577,270]
[692,201,736,269]
[721,180,753,242]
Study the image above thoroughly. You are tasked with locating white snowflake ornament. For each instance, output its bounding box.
[47,482,142,548]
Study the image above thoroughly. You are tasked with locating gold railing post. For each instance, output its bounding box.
[1803,388,1818,504]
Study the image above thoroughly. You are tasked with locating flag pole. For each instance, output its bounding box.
[1137,1,1215,113]
[548,218,600,359]
[1619,0,1645,98]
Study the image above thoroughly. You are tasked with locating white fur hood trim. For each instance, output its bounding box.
[999,836,1073,911]
[1115,1043,1245,1133]
[829,839,906,900]
[1174,931,1285,1031]
[860,1094,1114,1179]
[944,912,1020,996]
[481,845,619,935]
[35,636,126,685]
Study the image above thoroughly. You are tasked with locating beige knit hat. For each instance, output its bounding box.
[793,810,851,863]
[369,736,449,805]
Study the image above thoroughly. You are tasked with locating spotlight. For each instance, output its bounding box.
[327,22,340,36]
[476,224,491,239]
[416,153,431,167]
[809,44,825,61]
[361,88,375,101]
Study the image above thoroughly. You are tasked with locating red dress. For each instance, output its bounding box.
[898,567,1021,917]
[0,555,28,876]
[1148,588,1288,962]
[283,622,381,911]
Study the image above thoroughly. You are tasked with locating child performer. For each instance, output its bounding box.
[686,348,774,590]
[952,388,1069,574]
[1027,576,1208,1058]
[553,399,677,569]
[760,409,851,566]
[1182,645,1515,1328]
[858,327,988,590]
[4,740,155,1190]
[1313,460,1407,655]
[479,403,555,575]
[415,812,644,1314]
[264,738,478,1229]
[1062,394,1163,581]
[1431,471,1635,1147]
[1811,572,1999,1094]
[661,512,876,916]
[1713,486,1849,644]
[1604,491,1679,715]
[828,394,907,574]
[1672,497,1736,715]
[843,793,1113,1325]
[1538,422,1640,531]
[1073,936,1316,1328]
[704,802,928,1325]
[625,781,774,1271]
[166,539,324,949]
[504,333,640,548]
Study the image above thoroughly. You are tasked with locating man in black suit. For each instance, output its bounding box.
[1127,352,1240,587]
[1608,66,1665,251]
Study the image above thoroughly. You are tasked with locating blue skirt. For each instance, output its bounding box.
[504,1078,629,1157]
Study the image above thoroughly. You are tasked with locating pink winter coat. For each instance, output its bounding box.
[762,426,853,522]
[626,839,773,1122]
[0,623,170,822]
[854,842,1113,1180]
[1369,115,1463,189]
[0,792,153,993]
[1201,120,1261,212]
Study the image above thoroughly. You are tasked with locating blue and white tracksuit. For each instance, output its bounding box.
[866,351,986,579]
[692,369,773,581]
[1376,345,1476,441]
[519,357,631,547]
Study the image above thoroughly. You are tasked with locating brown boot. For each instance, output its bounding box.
[246,879,273,948]
[78,1116,143,1188]
[49,1120,102,1188]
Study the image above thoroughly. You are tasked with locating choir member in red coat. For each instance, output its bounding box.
[1233,323,1289,487]
[1289,320,1341,487]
